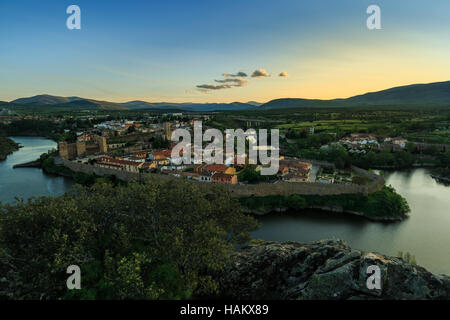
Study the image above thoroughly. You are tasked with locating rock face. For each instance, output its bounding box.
[219,240,450,300]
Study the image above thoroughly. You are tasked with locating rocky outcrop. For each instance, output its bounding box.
[219,240,450,300]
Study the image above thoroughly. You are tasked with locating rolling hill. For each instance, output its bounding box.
[9,95,258,112]
[8,80,450,112]
[11,95,127,110]
[12,94,83,105]
[260,81,450,109]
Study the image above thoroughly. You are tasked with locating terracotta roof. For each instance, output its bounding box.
[152,150,172,158]
[205,164,230,173]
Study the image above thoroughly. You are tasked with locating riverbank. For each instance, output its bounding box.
[240,186,410,222]
[0,137,74,204]
[430,168,450,184]
[38,154,408,221]
[0,137,20,161]
[13,159,41,168]
[245,205,405,222]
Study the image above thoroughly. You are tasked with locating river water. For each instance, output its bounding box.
[1,138,448,274]
[0,137,73,204]
[252,169,450,275]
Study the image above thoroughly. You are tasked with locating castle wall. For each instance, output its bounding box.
[62,160,385,197]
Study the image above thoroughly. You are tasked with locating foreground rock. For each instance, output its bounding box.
[219,239,450,300]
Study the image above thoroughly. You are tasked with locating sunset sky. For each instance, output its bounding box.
[1,0,450,103]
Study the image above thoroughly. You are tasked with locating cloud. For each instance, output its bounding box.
[214,78,248,85]
[279,71,289,77]
[196,84,233,90]
[251,69,270,78]
[223,72,248,78]
[196,73,249,92]
[197,78,248,91]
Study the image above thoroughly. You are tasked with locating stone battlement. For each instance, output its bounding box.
[62,159,384,197]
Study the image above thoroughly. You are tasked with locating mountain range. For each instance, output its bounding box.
[8,95,261,112]
[6,80,450,112]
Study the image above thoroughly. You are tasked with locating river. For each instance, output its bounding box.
[0,137,73,204]
[253,169,450,275]
[1,138,448,274]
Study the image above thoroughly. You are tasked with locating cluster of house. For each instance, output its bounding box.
[67,140,316,185]
[335,134,408,154]
[278,160,312,182]
[93,117,214,142]
[164,163,239,184]
[59,115,317,185]
[95,120,155,136]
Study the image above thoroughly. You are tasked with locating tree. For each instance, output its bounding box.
[152,135,169,149]
[441,150,450,167]
[326,145,350,169]
[375,150,396,166]
[406,142,416,153]
[287,195,307,210]
[0,178,259,300]
[395,151,414,168]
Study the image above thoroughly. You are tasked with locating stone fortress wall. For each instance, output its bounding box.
[62,159,385,197]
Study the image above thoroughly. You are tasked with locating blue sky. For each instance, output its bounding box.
[1,0,450,102]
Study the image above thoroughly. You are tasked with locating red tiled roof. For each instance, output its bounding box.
[152,150,172,158]
[205,164,230,173]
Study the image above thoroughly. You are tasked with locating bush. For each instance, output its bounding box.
[0,178,259,300]
[287,195,307,210]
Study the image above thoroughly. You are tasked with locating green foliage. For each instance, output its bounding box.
[353,149,416,169]
[40,153,74,177]
[240,186,409,219]
[0,178,259,300]
[73,172,97,186]
[0,137,19,161]
[397,251,417,265]
[441,151,450,167]
[240,194,307,211]
[286,194,307,210]
[0,119,65,140]
[294,145,350,169]
[152,135,170,149]
[237,167,275,183]
[406,142,416,153]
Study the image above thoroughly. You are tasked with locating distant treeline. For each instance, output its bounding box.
[0,119,63,140]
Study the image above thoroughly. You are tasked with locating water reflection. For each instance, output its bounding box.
[0,137,73,204]
[252,169,450,275]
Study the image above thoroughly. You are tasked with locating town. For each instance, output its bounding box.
[46,112,448,188]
